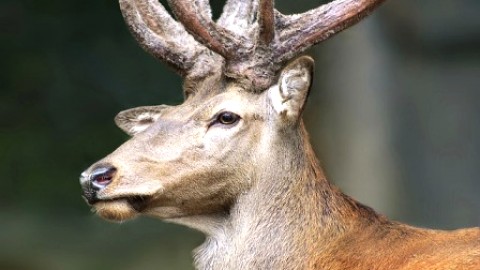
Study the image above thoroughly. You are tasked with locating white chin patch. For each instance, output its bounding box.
[94,199,137,222]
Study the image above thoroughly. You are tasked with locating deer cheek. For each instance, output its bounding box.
[94,200,137,222]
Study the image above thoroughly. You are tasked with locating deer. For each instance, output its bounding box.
[79,0,480,269]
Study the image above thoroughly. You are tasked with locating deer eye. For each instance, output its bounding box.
[216,112,240,125]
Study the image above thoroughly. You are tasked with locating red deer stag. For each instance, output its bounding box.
[80,0,480,269]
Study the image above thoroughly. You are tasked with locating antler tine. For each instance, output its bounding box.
[167,0,249,60]
[217,0,273,46]
[217,0,258,37]
[119,0,208,76]
[257,0,275,45]
[274,0,386,63]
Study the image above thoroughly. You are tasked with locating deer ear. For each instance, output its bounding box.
[268,56,314,122]
[114,105,170,136]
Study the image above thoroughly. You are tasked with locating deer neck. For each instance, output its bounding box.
[187,122,383,270]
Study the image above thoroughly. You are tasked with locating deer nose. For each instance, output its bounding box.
[89,166,117,190]
[80,165,117,191]
[80,165,117,204]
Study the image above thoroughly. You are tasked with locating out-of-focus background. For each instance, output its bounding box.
[1,0,479,269]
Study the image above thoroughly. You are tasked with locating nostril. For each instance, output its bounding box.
[90,166,117,190]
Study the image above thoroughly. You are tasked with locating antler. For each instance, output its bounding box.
[119,0,222,79]
[167,0,248,60]
[119,0,386,91]
[274,0,386,63]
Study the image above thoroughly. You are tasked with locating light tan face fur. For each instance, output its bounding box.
[84,56,314,222]
[92,88,268,221]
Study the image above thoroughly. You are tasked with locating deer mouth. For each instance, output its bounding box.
[85,195,152,222]
[126,196,151,212]
[83,194,150,210]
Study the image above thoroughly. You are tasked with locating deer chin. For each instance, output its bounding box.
[93,196,150,222]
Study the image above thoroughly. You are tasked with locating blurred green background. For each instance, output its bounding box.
[1,0,479,269]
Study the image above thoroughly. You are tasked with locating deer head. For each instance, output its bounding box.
[80,0,385,224]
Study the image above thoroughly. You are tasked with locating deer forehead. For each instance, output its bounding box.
[211,90,260,112]
[181,89,263,119]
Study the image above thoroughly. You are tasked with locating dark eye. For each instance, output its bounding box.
[216,112,240,125]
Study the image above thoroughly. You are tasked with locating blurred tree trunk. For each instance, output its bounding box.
[305,15,402,219]
[306,0,480,228]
